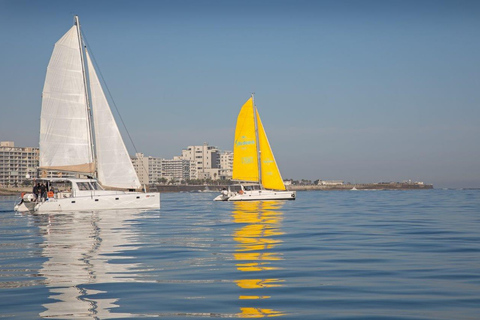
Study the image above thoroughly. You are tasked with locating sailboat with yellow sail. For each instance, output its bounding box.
[214,95,296,201]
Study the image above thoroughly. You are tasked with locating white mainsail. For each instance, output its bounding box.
[40,17,141,189]
[86,51,141,189]
[40,25,94,173]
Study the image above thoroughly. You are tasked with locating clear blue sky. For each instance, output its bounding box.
[1,0,479,188]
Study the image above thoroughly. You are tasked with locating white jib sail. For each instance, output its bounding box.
[40,25,94,173]
[86,50,141,189]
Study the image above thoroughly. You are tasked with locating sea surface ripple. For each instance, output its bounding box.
[1,189,479,319]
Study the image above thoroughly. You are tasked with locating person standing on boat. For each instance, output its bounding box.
[40,183,47,201]
[33,183,40,201]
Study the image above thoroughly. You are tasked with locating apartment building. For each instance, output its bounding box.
[0,141,39,187]
[180,143,221,180]
[219,151,233,179]
[131,153,162,185]
[162,156,195,182]
[131,153,194,185]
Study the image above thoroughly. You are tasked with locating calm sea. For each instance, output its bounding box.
[1,190,479,319]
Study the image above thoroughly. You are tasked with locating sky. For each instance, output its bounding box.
[0,0,479,188]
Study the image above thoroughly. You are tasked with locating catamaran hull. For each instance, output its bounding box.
[227,190,296,201]
[213,194,229,201]
[16,193,160,212]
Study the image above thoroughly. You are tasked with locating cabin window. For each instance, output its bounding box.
[89,182,103,190]
[115,198,119,200]
[71,201,76,203]
[136,196,140,199]
[77,182,92,191]
[50,181,72,194]
[95,199,99,201]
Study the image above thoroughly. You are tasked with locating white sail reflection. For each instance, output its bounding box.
[36,210,144,319]
[232,201,286,318]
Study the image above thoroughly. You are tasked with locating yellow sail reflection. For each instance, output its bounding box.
[236,279,284,289]
[239,308,285,318]
[232,201,286,317]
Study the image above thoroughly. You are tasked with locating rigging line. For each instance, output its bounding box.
[81,32,139,155]
[82,32,149,187]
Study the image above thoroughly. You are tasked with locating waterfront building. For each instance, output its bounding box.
[0,141,39,187]
[219,151,233,179]
[131,153,150,185]
[180,143,221,180]
[131,153,194,185]
[162,156,195,182]
[318,180,344,186]
[131,153,163,185]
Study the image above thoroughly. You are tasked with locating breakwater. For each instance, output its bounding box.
[288,183,433,191]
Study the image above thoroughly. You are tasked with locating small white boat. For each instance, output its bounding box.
[15,16,159,212]
[214,95,295,201]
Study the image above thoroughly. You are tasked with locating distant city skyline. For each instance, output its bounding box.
[1,0,479,188]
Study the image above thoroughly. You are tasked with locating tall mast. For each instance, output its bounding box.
[74,15,97,177]
[252,93,262,188]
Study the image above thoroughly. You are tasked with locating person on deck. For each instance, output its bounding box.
[40,183,47,201]
[33,183,39,201]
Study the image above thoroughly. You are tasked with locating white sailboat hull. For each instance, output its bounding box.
[225,189,296,201]
[17,192,159,212]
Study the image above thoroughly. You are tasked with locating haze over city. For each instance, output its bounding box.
[1,0,479,188]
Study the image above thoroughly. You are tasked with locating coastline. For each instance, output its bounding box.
[1,182,433,196]
[0,187,30,196]
[288,183,434,191]
[149,182,434,193]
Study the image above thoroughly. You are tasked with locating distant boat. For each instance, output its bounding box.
[214,95,296,201]
[351,186,358,191]
[15,16,159,212]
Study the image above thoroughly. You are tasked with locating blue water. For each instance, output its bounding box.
[1,190,479,319]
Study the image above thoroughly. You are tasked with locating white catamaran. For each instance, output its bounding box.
[214,95,296,201]
[15,16,160,212]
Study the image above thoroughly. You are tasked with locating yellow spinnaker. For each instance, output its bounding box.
[232,97,259,182]
[256,110,286,191]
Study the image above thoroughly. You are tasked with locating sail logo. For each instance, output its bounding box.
[235,138,255,147]
[242,157,254,164]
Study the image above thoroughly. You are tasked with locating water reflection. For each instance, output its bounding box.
[35,210,143,319]
[232,201,286,318]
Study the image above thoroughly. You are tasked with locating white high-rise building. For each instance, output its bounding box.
[131,153,194,185]
[219,151,233,179]
[131,153,162,185]
[180,143,221,180]
[162,156,195,182]
[0,141,39,187]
